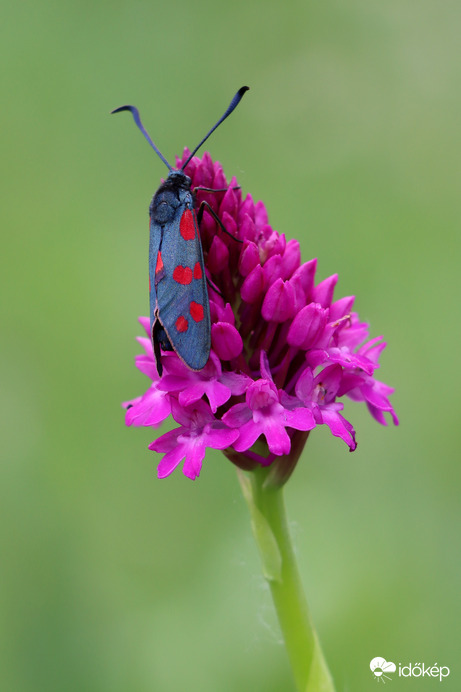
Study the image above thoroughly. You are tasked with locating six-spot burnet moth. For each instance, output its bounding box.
[111,87,249,376]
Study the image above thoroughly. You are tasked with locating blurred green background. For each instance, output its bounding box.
[1,1,460,690]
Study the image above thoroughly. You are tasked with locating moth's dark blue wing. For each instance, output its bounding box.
[148,216,162,338]
[150,205,211,371]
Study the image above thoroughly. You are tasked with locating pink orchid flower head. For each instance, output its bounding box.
[123,152,398,481]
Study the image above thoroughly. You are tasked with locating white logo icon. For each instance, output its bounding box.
[370,657,397,683]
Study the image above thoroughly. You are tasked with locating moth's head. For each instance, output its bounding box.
[167,169,192,190]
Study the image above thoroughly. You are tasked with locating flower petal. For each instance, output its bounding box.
[124,386,171,427]
[157,445,186,479]
[284,407,316,431]
[182,438,206,480]
[211,323,243,360]
[321,408,357,451]
[231,419,262,452]
[261,278,296,322]
[261,416,291,455]
[222,403,253,428]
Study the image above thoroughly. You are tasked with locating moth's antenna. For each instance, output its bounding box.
[181,86,249,171]
[111,105,173,172]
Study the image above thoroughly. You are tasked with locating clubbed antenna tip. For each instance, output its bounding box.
[111,104,173,171]
[181,86,250,170]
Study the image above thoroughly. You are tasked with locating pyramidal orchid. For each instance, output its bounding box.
[124,150,398,483]
[121,149,398,692]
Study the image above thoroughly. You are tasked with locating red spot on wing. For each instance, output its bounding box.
[190,301,204,323]
[176,315,188,333]
[180,209,196,240]
[173,265,193,285]
[193,261,203,279]
[156,251,164,274]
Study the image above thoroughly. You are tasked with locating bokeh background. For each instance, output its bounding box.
[1,1,460,690]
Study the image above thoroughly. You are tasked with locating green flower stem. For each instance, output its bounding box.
[237,466,336,692]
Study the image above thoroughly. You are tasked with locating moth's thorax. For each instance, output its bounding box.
[149,170,193,224]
